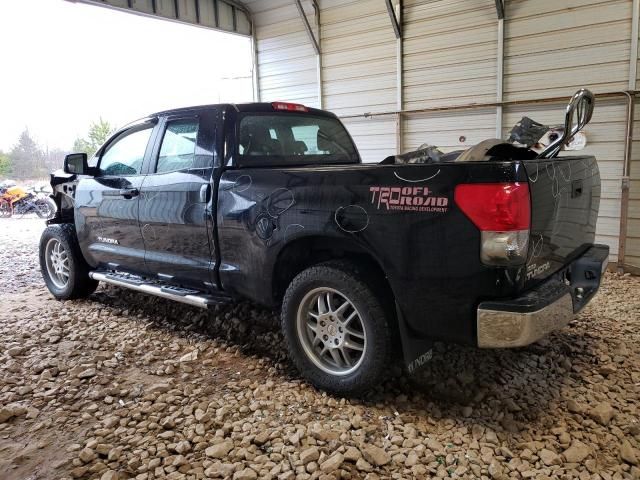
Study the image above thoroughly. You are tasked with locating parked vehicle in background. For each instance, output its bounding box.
[40,90,608,395]
[0,181,56,219]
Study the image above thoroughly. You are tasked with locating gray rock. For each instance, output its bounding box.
[621,440,639,465]
[103,416,119,428]
[174,440,191,454]
[205,463,235,478]
[425,438,445,452]
[300,446,320,464]
[205,440,234,459]
[361,444,391,467]
[567,399,584,414]
[179,350,198,362]
[77,368,97,379]
[320,453,344,473]
[356,458,373,472]
[563,441,590,463]
[253,431,270,446]
[79,447,97,463]
[0,406,17,423]
[7,346,24,357]
[100,471,119,480]
[590,402,615,426]
[233,468,257,480]
[539,449,561,466]
[344,446,361,462]
[149,383,171,394]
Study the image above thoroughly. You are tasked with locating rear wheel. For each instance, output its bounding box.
[0,200,12,218]
[281,261,391,395]
[39,224,98,299]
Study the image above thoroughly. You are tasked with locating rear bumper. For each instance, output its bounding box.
[477,244,609,348]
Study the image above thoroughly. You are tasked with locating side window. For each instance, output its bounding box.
[99,126,153,176]
[156,119,199,173]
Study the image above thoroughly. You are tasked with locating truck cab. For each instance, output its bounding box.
[65,103,358,293]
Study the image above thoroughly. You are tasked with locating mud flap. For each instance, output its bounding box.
[395,303,434,375]
[567,244,609,312]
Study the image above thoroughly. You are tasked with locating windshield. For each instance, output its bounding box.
[237,113,359,165]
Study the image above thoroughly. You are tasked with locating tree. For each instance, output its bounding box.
[73,118,115,158]
[9,129,46,179]
[0,151,11,177]
[44,148,68,173]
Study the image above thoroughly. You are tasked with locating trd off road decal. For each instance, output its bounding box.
[526,261,551,280]
[369,186,449,213]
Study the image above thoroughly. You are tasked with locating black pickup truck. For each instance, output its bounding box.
[41,93,608,395]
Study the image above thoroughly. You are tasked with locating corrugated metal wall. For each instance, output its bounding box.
[247,0,638,269]
[245,0,320,107]
[403,0,498,155]
[321,0,397,162]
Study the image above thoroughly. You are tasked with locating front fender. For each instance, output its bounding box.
[47,169,77,225]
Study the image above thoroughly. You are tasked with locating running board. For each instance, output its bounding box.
[89,271,231,309]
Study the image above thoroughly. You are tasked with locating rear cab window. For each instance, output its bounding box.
[235,111,359,167]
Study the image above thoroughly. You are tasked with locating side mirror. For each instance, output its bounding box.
[538,88,595,158]
[64,153,88,175]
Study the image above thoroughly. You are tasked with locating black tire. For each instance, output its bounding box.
[0,201,12,218]
[39,224,99,300]
[281,261,392,396]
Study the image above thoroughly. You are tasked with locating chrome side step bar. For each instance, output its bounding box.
[89,271,230,309]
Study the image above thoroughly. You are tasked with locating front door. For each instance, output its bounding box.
[138,112,217,290]
[75,122,156,273]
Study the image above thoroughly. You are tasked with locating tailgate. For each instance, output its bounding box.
[523,155,601,288]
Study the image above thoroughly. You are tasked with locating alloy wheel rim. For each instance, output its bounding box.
[45,238,69,289]
[296,287,367,376]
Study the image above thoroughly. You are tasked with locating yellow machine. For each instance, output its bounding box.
[4,185,29,203]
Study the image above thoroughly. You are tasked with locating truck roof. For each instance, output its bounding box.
[151,102,337,119]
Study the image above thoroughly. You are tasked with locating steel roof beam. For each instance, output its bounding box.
[385,0,401,39]
[295,0,320,55]
[495,0,505,19]
[64,0,252,36]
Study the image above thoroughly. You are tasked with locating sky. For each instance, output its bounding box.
[0,0,253,152]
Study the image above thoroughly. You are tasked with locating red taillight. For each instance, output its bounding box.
[454,183,531,231]
[271,102,309,112]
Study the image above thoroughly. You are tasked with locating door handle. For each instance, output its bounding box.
[119,188,139,199]
[199,184,211,203]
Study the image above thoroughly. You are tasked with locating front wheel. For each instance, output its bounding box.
[281,261,392,395]
[35,198,56,219]
[39,224,98,299]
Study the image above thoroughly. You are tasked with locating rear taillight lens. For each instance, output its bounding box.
[271,102,309,112]
[454,183,531,266]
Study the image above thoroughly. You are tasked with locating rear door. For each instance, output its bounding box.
[138,110,218,290]
[75,121,157,273]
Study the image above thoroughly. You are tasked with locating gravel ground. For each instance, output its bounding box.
[0,217,48,293]
[1,217,639,480]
